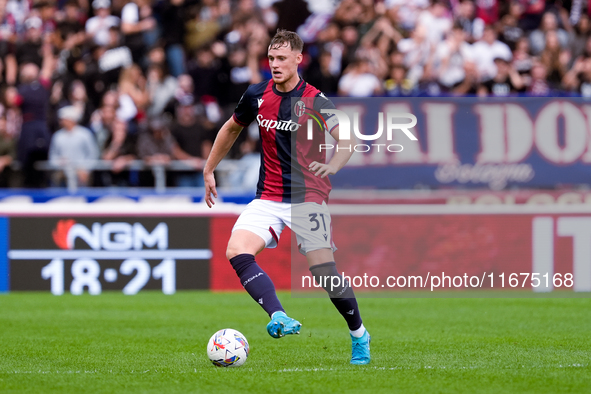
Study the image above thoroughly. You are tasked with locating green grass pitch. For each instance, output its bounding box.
[1,292,590,393]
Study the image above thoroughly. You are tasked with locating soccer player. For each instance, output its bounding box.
[203,30,370,365]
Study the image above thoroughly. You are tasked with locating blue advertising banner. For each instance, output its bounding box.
[328,97,591,190]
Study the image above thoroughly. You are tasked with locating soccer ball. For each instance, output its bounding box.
[207,329,250,367]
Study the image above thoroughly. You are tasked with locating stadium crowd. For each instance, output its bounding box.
[0,0,589,188]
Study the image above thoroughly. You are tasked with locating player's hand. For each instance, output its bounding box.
[308,162,337,178]
[204,172,218,208]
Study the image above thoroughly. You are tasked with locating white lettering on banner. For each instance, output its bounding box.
[434,163,534,190]
[67,222,168,251]
[344,100,591,171]
[475,104,533,163]
[580,105,591,162]
[532,217,554,292]
[444,191,591,205]
[535,102,587,164]
[422,103,457,163]
[532,217,591,292]
[556,218,591,292]
[472,101,589,165]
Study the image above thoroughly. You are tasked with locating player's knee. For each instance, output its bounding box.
[226,245,241,260]
[226,242,251,260]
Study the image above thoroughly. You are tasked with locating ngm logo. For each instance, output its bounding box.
[52,219,168,251]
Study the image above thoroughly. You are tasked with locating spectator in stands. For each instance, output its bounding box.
[416,0,451,45]
[48,79,66,133]
[5,16,44,85]
[497,3,525,51]
[384,64,417,96]
[314,23,345,78]
[0,0,17,86]
[527,59,551,96]
[161,0,188,77]
[35,1,56,35]
[136,118,174,165]
[49,105,99,187]
[355,31,389,80]
[98,118,136,186]
[562,56,591,97]
[118,64,149,118]
[54,0,86,52]
[304,50,340,96]
[171,97,212,187]
[1,86,21,139]
[512,37,533,76]
[529,12,569,55]
[478,57,525,96]
[0,115,16,187]
[188,46,221,103]
[92,25,133,100]
[90,89,118,152]
[67,80,95,129]
[396,24,432,84]
[147,45,166,69]
[385,0,429,33]
[171,73,194,110]
[540,30,570,89]
[226,125,260,191]
[474,0,499,27]
[454,0,483,42]
[519,0,546,32]
[338,58,383,97]
[432,24,474,92]
[185,0,228,51]
[340,25,361,71]
[220,48,259,104]
[121,0,157,65]
[471,25,512,81]
[571,13,590,59]
[136,117,182,186]
[85,0,119,47]
[50,80,95,131]
[452,60,480,95]
[146,63,177,118]
[13,46,54,188]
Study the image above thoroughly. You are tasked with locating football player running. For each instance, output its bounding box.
[203,30,370,365]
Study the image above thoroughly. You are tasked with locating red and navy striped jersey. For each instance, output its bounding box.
[232,78,338,204]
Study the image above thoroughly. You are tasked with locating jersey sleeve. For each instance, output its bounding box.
[232,86,256,127]
[313,92,339,134]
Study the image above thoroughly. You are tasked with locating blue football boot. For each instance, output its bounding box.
[266,311,302,338]
[350,330,371,365]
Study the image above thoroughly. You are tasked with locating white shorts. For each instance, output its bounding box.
[232,199,337,255]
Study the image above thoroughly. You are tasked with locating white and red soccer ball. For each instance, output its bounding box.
[207,329,249,367]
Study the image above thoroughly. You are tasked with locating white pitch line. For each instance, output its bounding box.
[1,364,587,374]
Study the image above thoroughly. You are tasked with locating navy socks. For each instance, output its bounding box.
[309,262,363,331]
[229,253,285,317]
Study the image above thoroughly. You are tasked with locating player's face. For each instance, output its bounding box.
[268,43,302,86]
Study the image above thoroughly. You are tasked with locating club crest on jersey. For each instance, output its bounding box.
[256,114,302,132]
[294,100,306,117]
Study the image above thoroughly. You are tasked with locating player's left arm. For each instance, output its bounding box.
[308,125,353,178]
[308,93,354,178]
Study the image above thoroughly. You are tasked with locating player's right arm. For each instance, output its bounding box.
[203,116,244,208]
